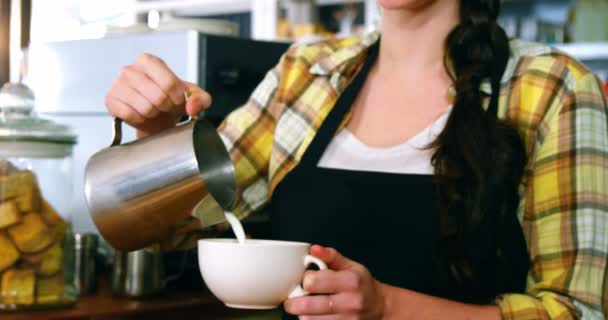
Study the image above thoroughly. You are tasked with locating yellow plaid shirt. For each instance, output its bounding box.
[217,32,608,319]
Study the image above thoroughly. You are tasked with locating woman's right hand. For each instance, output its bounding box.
[105,53,212,138]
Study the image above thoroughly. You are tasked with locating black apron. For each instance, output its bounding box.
[269,41,530,318]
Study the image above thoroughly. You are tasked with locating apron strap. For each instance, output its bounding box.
[300,40,380,166]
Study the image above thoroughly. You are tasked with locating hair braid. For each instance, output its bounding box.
[430,0,528,302]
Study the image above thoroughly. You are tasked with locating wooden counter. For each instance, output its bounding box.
[2,278,281,320]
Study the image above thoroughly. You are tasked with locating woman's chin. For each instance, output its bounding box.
[377,0,438,11]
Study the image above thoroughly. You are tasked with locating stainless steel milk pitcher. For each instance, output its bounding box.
[84,118,236,251]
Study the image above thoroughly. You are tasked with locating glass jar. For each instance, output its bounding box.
[0,83,77,310]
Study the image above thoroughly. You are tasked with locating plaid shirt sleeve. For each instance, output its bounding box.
[217,52,287,219]
[497,60,608,319]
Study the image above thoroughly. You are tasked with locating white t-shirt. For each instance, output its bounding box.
[318,109,451,175]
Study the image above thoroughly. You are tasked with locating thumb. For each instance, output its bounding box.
[184,81,212,117]
[311,245,355,271]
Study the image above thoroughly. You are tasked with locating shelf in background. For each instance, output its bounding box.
[316,0,364,5]
[554,42,608,61]
[136,0,251,16]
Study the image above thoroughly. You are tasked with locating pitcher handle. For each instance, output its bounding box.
[181,89,199,122]
[111,117,123,147]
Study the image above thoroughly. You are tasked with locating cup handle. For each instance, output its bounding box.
[288,255,328,299]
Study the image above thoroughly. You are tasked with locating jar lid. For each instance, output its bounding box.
[0,83,77,145]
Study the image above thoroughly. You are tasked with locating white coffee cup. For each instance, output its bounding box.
[198,239,327,309]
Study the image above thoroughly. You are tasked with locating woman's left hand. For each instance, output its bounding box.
[284,245,387,320]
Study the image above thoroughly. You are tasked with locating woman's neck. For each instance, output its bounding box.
[378,1,460,76]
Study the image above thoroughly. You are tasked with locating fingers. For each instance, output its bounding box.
[106,55,183,129]
[133,53,185,107]
[326,292,365,314]
[311,245,355,271]
[286,269,364,316]
[105,95,146,127]
[184,81,212,116]
[298,316,342,320]
[285,292,363,316]
[303,270,361,294]
[284,295,333,316]
[119,65,172,113]
[110,77,160,119]
[287,247,379,319]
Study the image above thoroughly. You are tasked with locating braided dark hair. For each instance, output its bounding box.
[431,0,528,301]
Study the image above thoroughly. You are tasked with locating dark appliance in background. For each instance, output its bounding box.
[198,34,289,126]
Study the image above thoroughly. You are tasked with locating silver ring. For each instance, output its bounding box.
[328,295,334,313]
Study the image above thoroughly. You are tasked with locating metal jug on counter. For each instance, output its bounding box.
[84,117,236,251]
[111,249,185,297]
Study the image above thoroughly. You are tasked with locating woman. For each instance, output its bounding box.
[105,0,608,319]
